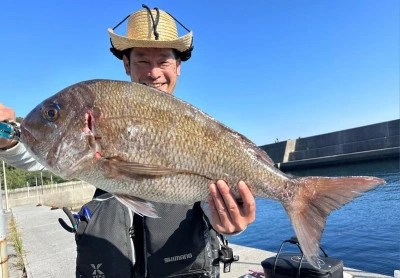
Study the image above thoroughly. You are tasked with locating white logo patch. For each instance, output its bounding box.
[91,263,105,278]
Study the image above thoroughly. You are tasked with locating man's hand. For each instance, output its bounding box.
[208,180,256,234]
[0,103,18,149]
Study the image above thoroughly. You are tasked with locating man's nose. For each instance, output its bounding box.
[148,66,162,79]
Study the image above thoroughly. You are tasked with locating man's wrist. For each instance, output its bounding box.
[220,226,247,237]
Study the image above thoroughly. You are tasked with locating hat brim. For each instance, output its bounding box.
[108,28,193,52]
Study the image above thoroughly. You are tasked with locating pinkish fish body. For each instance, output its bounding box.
[20,79,385,268]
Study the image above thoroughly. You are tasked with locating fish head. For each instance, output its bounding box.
[20,82,97,179]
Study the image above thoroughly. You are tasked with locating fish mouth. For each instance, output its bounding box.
[20,125,36,146]
[22,127,69,178]
[20,126,66,176]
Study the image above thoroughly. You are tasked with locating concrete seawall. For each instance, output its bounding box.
[2,181,95,210]
[260,119,399,170]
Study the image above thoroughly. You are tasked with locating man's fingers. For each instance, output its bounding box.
[208,180,256,234]
[237,181,256,220]
[209,183,230,221]
[0,103,16,121]
[216,180,240,215]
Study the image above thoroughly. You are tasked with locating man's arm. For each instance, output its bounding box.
[0,103,44,171]
[206,180,256,235]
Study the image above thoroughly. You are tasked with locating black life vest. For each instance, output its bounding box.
[74,189,226,278]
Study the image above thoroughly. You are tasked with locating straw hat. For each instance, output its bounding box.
[108,8,193,53]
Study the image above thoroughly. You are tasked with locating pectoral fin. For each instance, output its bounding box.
[102,157,212,179]
[115,194,159,218]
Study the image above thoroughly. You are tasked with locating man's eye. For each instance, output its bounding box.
[136,61,149,65]
[160,61,171,66]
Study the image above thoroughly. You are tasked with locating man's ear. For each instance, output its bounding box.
[176,59,181,76]
[123,55,130,76]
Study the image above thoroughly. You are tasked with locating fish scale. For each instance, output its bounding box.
[20,79,385,268]
[94,89,265,191]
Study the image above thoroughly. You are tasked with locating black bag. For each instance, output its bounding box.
[261,237,343,278]
[60,189,237,278]
[74,190,135,278]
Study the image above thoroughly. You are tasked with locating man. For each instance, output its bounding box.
[0,5,255,277]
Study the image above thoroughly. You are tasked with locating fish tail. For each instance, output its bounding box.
[283,176,385,268]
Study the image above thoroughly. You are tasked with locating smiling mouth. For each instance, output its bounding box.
[142,83,166,89]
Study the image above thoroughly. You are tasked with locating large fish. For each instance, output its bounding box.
[20,79,384,268]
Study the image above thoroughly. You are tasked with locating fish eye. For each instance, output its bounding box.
[41,104,60,122]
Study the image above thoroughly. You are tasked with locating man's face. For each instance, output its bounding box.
[123,48,181,94]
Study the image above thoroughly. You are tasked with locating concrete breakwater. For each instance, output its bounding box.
[2,181,95,209]
[260,119,399,170]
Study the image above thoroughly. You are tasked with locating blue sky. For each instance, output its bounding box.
[1,0,398,146]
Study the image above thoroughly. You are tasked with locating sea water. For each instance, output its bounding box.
[229,158,400,276]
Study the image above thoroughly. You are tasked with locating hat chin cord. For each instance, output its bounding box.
[142,4,160,40]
